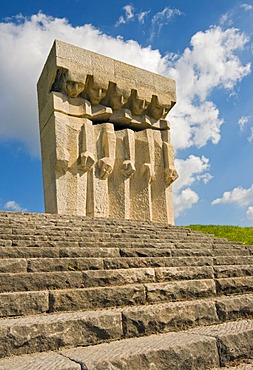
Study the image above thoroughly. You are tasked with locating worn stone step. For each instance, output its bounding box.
[215,276,253,295]
[0,329,220,369]
[0,351,81,370]
[0,256,215,273]
[0,246,121,258]
[102,256,214,269]
[0,266,214,293]
[214,265,253,278]
[215,293,253,321]
[1,227,192,239]
[214,256,253,265]
[60,319,253,369]
[0,271,87,293]
[0,309,123,358]
[2,255,253,273]
[190,319,253,367]
[51,279,216,313]
[145,279,216,303]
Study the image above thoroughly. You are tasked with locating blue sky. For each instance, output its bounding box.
[0,0,253,225]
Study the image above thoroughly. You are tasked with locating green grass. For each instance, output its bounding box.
[185,225,253,246]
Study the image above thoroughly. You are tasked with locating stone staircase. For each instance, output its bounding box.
[0,211,252,369]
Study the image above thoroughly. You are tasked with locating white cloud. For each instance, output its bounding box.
[248,127,253,142]
[212,184,253,207]
[150,7,182,40]
[174,155,211,191]
[238,115,250,130]
[123,5,134,20]
[169,26,251,150]
[173,155,211,217]
[115,5,134,26]
[0,13,170,155]
[174,188,199,217]
[137,11,150,24]
[246,206,253,220]
[220,12,233,26]
[4,200,27,212]
[241,3,253,11]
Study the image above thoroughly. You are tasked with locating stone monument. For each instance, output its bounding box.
[37,40,178,224]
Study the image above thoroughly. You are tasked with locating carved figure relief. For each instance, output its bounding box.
[38,41,178,223]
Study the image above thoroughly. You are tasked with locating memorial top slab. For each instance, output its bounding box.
[37,40,176,119]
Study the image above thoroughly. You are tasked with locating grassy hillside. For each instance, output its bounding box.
[186,225,253,246]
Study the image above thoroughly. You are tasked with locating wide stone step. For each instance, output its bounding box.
[0,294,252,361]
[0,227,192,239]
[215,276,253,295]
[2,255,253,273]
[0,256,215,273]
[61,319,253,369]
[0,279,209,316]
[0,329,220,369]
[0,266,214,293]
[2,318,252,370]
[0,309,123,358]
[0,246,121,258]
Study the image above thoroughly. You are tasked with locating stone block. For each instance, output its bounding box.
[37,40,178,223]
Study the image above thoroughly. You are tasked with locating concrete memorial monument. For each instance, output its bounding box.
[37,40,178,223]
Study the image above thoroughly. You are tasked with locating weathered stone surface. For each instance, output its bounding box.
[0,291,49,317]
[189,319,253,366]
[50,284,146,312]
[154,266,214,281]
[0,351,81,370]
[214,256,253,265]
[215,277,253,295]
[0,310,123,357]
[122,300,219,337]
[82,268,156,287]
[28,257,103,272]
[119,247,172,257]
[171,248,213,257]
[0,271,84,292]
[0,211,253,368]
[146,279,216,303]
[215,294,253,321]
[61,331,219,370]
[0,258,27,273]
[214,265,253,278]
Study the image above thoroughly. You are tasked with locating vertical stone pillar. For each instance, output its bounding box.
[130,130,154,221]
[109,129,135,219]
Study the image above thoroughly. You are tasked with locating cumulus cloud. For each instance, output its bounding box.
[150,7,182,40]
[238,115,250,130]
[246,206,253,220]
[0,13,169,155]
[240,3,253,11]
[212,185,253,206]
[169,26,251,150]
[212,184,253,221]
[173,155,212,217]
[4,200,27,212]
[174,188,199,218]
